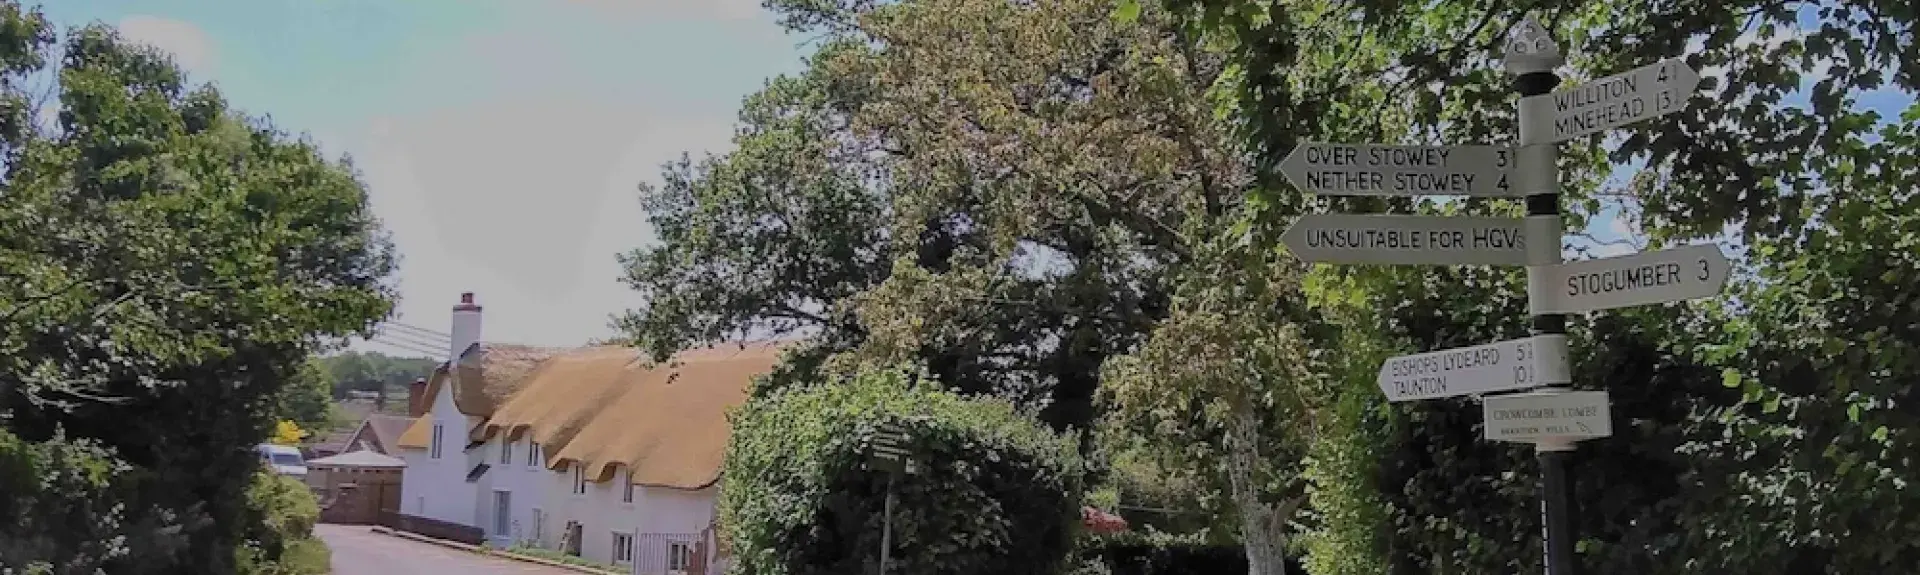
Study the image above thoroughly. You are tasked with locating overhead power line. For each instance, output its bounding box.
[373,329,450,352]
[383,322,452,340]
[364,336,444,359]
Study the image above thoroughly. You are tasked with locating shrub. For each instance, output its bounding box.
[1075,531,1293,575]
[234,472,325,575]
[0,429,134,574]
[719,366,1085,575]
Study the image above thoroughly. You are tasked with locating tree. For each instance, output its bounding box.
[315,351,436,400]
[272,361,334,431]
[268,421,305,447]
[0,7,397,573]
[626,1,1325,571]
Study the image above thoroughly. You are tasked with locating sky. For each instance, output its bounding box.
[43,0,810,357]
[33,2,1913,358]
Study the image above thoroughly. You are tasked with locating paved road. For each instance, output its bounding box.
[315,524,583,575]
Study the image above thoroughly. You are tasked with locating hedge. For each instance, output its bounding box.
[718,367,1085,575]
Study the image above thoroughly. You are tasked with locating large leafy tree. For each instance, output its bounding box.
[624,1,1336,571]
[0,7,396,573]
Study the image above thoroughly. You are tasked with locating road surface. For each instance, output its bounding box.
[315,524,585,575]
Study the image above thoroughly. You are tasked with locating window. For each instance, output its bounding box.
[499,438,513,464]
[430,424,445,459]
[668,541,693,571]
[527,442,541,468]
[622,470,635,503]
[571,464,587,495]
[611,532,634,565]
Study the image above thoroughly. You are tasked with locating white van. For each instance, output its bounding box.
[257,443,308,477]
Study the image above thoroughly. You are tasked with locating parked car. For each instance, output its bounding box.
[257,443,308,477]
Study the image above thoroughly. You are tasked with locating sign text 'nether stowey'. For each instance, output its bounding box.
[1280,143,1521,197]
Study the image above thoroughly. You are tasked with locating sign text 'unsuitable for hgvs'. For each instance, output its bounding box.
[1282,214,1531,266]
[1377,334,1571,402]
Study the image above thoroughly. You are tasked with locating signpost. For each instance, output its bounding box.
[1377,334,1571,402]
[867,423,913,575]
[1283,214,1533,266]
[1484,391,1614,443]
[1279,142,1521,197]
[1529,243,1730,314]
[1275,14,1712,575]
[1518,58,1702,145]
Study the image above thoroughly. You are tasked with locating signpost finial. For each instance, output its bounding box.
[1503,15,1564,75]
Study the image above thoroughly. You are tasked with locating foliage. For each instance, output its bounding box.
[0,5,397,573]
[314,351,436,400]
[267,421,306,446]
[233,472,326,575]
[718,366,1084,575]
[0,428,134,574]
[271,360,336,431]
[502,543,622,572]
[1074,530,1284,575]
[629,0,1329,569]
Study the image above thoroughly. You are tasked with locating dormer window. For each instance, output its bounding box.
[571,464,587,495]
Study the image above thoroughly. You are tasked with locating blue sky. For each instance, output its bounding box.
[42,0,809,356]
[32,2,1913,357]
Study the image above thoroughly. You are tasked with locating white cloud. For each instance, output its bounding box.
[115,15,217,77]
[344,91,739,352]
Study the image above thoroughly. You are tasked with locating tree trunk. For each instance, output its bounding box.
[1226,399,1289,575]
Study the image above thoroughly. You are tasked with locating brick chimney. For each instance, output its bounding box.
[450,292,483,361]
[408,377,429,417]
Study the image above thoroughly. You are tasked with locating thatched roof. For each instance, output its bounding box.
[395,343,568,449]
[484,342,790,490]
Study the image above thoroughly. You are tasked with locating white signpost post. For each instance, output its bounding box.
[1484,391,1614,443]
[1282,214,1534,266]
[1279,143,1521,197]
[1376,334,1571,402]
[1518,58,1702,145]
[1529,243,1730,314]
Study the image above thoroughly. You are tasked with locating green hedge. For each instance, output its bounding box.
[234,472,327,575]
[1071,532,1296,575]
[719,367,1084,575]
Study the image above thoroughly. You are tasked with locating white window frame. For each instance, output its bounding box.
[611,532,635,565]
[571,464,587,495]
[621,470,635,503]
[499,438,513,464]
[430,423,445,459]
[527,442,541,468]
[667,541,693,571]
